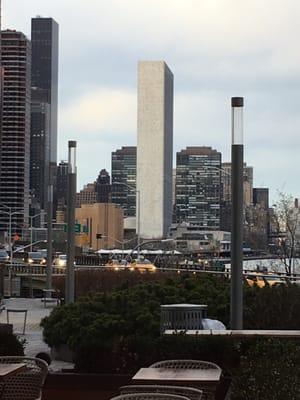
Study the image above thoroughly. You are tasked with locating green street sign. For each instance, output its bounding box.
[75,223,81,233]
[64,223,81,233]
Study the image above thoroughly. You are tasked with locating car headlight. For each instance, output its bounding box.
[58,260,65,267]
[28,258,33,264]
[151,266,156,271]
[114,266,119,271]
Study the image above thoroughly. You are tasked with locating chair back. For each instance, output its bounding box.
[0,356,48,400]
[120,385,203,400]
[150,360,221,372]
[111,393,190,400]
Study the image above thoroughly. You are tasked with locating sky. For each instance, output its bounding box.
[3,0,300,203]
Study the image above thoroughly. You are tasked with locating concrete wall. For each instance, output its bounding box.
[137,61,173,239]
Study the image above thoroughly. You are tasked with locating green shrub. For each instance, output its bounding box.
[232,338,300,400]
[41,274,300,398]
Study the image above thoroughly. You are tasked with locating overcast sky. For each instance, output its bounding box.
[4,0,300,202]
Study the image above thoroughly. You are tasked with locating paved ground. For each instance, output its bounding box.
[0,298,74,372]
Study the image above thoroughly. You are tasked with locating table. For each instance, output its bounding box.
[0,363,26,381]
[132,367,221,400]
[132,367,221,385]
[0,363,26,399]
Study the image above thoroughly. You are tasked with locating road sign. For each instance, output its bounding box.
[64,223,81,233]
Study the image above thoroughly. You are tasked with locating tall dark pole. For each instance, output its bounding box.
[66,141,77,303]
[231,97,244,329]
[46,182,53,290]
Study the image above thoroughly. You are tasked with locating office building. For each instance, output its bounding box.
[96,169,111,203]
[75,203,123,250]
[221,162,253,206]
[31,17,59,164]
[55,160,68,220]
[137,61,173,238]
[0,30,31,232]
[253,188,269,210]
[175,147,221,229]
[76,183,97,208]
[30,94,50,209]
[111,146,136,217]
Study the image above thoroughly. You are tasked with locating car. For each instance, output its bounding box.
[53,254,67,267]
[23,251,46,265]
[105,259,129,271]
[131,258,157,273]
[53,254,76,268]
[0,249,9,262]
[245,273,286,288]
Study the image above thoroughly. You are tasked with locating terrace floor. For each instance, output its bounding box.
[0,297,74,372]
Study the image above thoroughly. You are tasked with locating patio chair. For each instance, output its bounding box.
[120,385,203,400]
[111,394,190,400]
[0,356,48,400]
[150,360,221,372]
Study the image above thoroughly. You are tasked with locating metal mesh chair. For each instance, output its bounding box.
[120,385,203,400]
[111,394,190,400]
[150,360,221,372]
[0,356,48,400]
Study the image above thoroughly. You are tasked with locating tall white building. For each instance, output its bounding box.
[137,61,174,239]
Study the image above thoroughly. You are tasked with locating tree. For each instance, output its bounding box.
[272,192,300,275]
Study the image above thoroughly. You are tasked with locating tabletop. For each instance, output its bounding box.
[0,363,26,381]
[132,367,221,384]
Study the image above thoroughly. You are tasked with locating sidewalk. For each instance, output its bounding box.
[0,298,74,372]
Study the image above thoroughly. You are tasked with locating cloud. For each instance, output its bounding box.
[59,88,136,138]
[4,0,300,200]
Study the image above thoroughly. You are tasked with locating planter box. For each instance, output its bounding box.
[51,344,75,363]
[42,373,132,400]
[42,372,231,400]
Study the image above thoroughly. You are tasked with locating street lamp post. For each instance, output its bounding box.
[231,96,244,329]
[66,141,77,304]
[0,206,24,297]
[29,212,45,251]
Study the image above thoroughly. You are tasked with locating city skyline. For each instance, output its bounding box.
[4,0,300,203]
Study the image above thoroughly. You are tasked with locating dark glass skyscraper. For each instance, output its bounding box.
[111,146,136,217]
[0,30,31,232]
[30,17,58,215]
[96,169,111,203]
[175,147,222,229]
[31,17,58,163]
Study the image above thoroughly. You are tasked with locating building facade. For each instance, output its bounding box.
[55,160,68,221]
[30,97,50,210]
[175,147,222,229]
[137,61,173,238]
[76,183,97,208]
[111,146,136,217]
[75,203,123,250]
[0,30,31,233]
[96,169,111,203]
[31,17,59,164]
[221,162,253,206]
[253,188,269,210]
